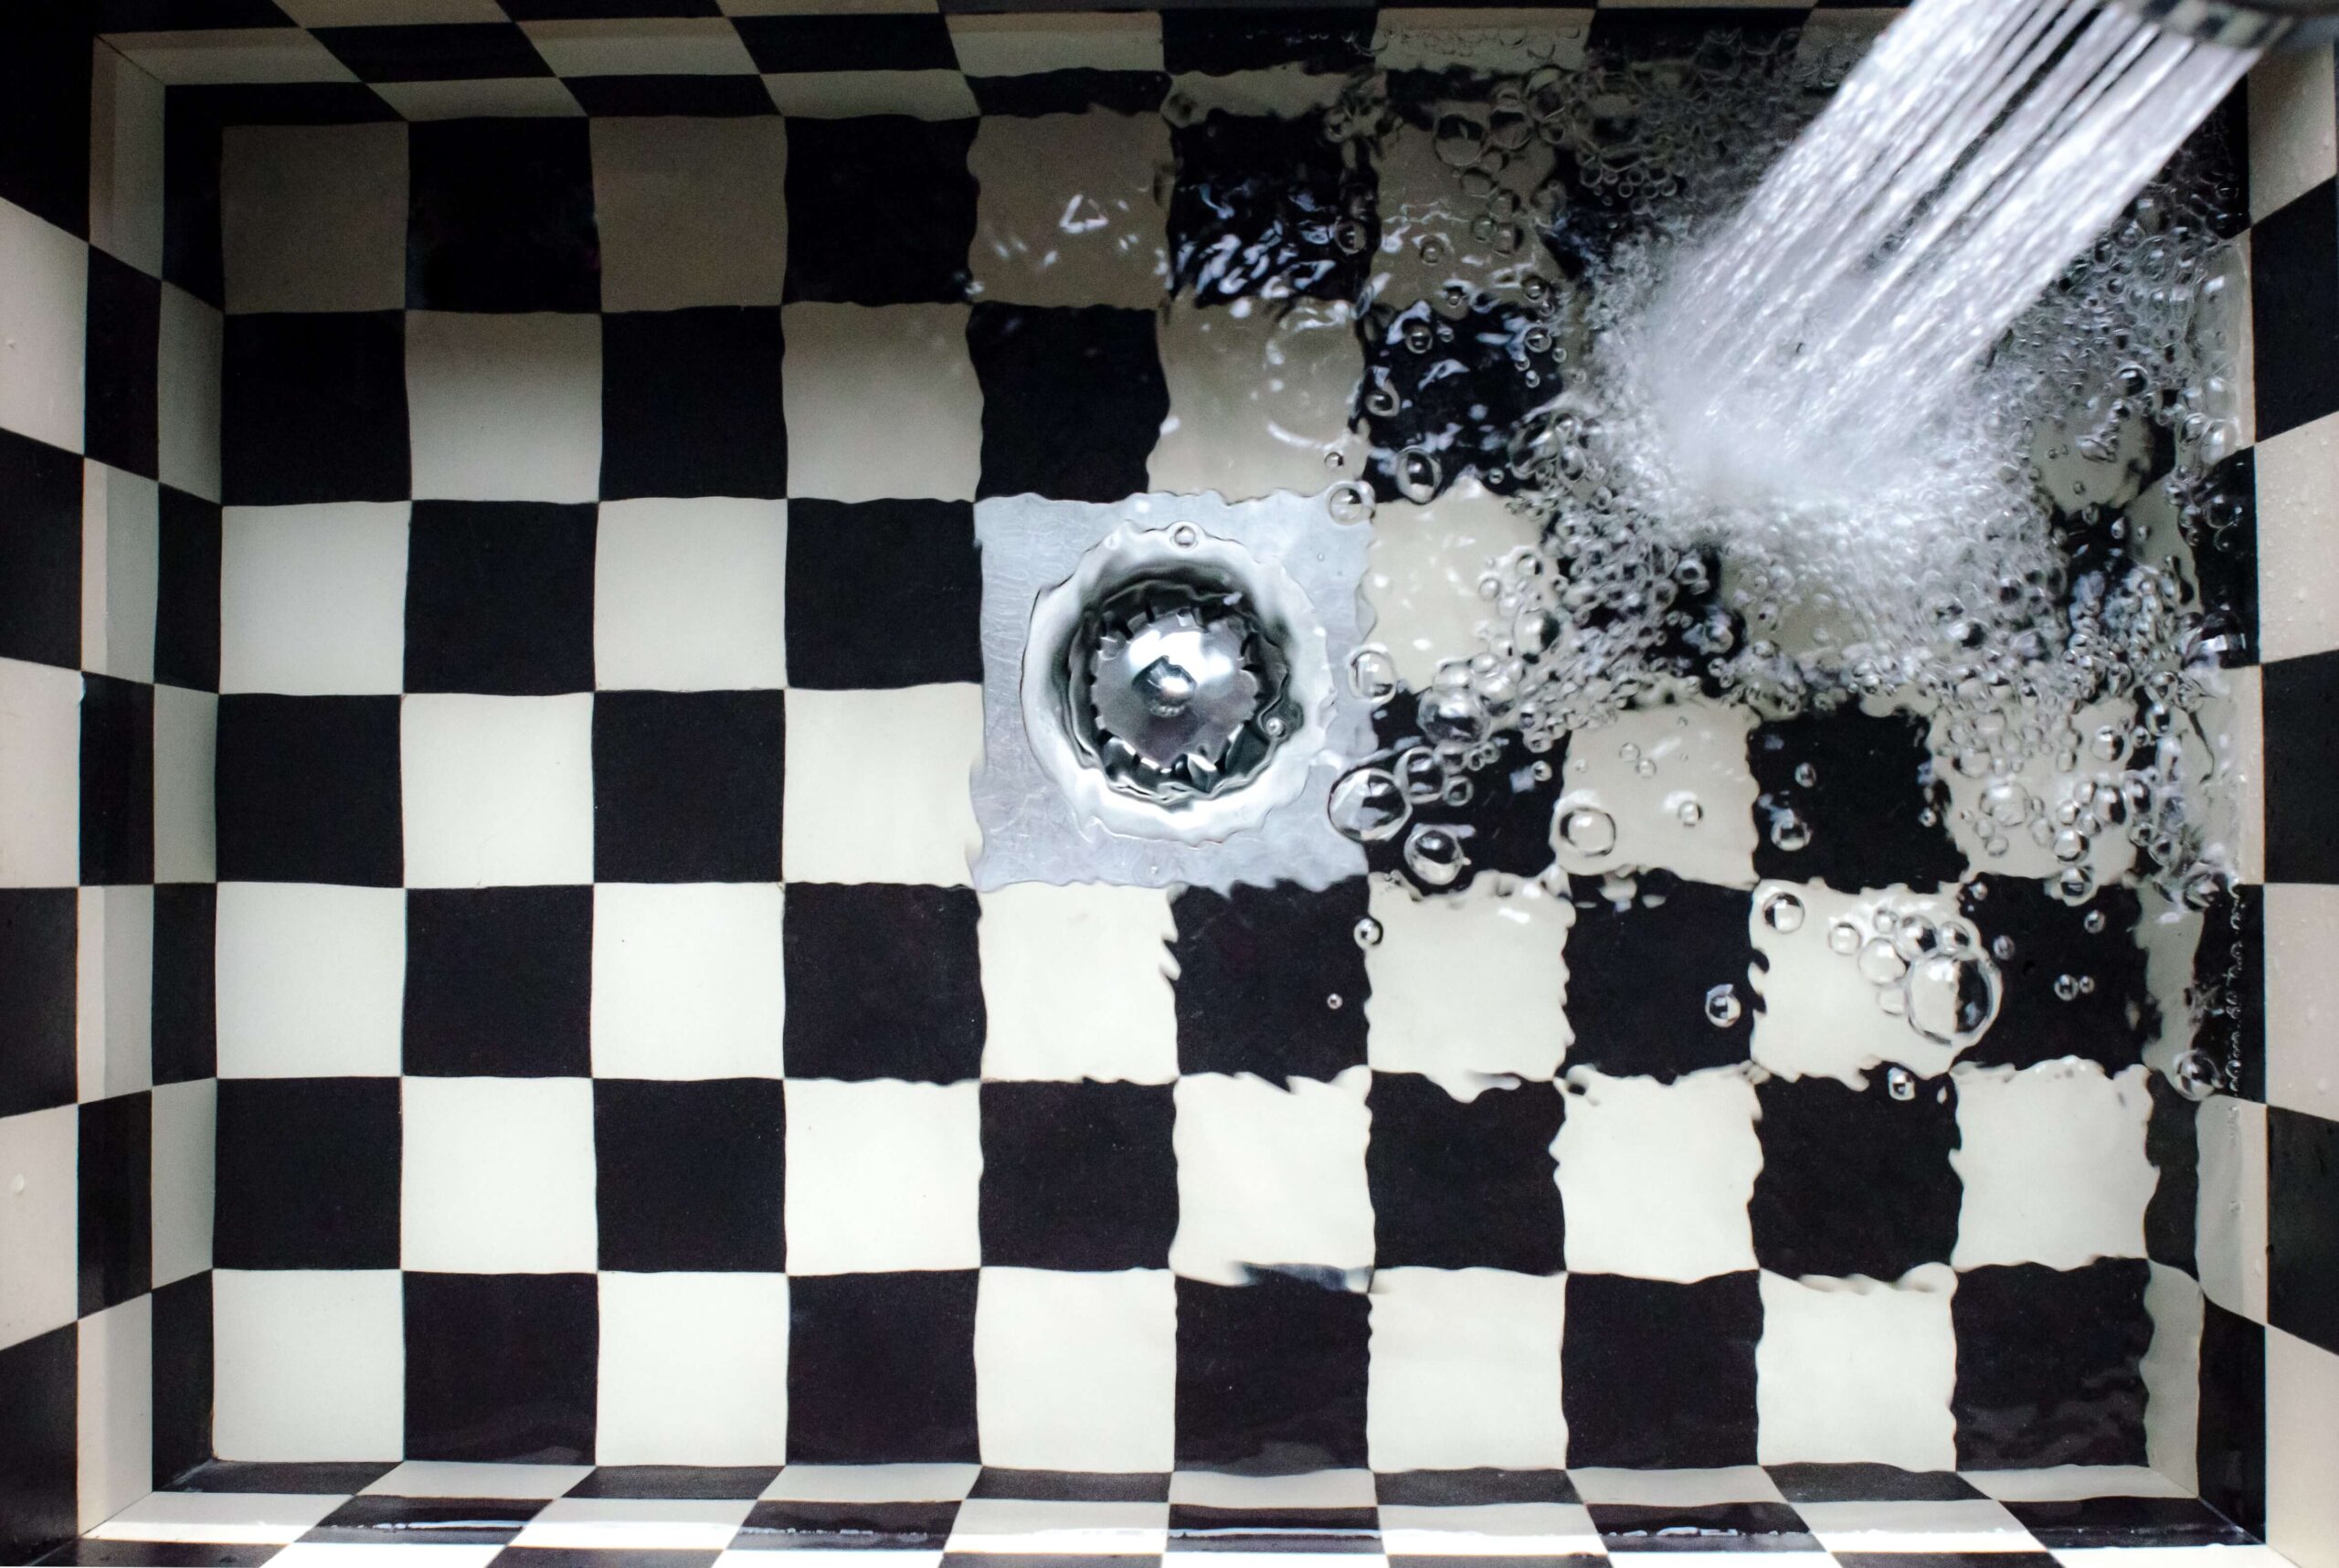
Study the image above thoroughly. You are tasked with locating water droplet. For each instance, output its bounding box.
[1857,937,1910,986]
[1326,991,1345,1011]
[2172,1048,2218,1099]
[1827,921,1862,956]
[2082,908,2106,934]
[1903,951,2002,1046]
[1770,810,1811,852]
[1991,934,2016,960]
[1404,822,1468,887]
[1761,890,1806,932]
[1886,1065,1917,1100]
[1794,761,1818,788]
[1328,482,1375,525]
[1396,446,1443,503]
[1418,687,1488,747]
[1328,766,1409,843]
[1349,648,1398,703]
[1704,983,1742,1027]
[2053,973,2082,1001]
[1352,916,1383,948]
[1673,794,1703,826]
[1558,805,1618,858]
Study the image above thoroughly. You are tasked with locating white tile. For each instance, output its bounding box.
[1554,1065,1761,1283]
[591,883,785,1080]
[1963,1467,2189,1501]
[79,884,154,1100]
[592,117,787,313]
[1366,1266,1566,1471]
[515,1496,759,1552]
[1370,117,1554,312]
[976,883,1178,1084]
[1951,1060,2156,1270]
[0,1106,79,1351]
[270,1545,504,1568]
[593,497,788,691]
[946,14,1162,76]
[106,28,357,85]
[2196,1096,2269,1320]
[1151,298,1360,501]
[0,197,85,455]
[1753,1266,1958,1472]
[407,312,601,503]
[761,70,978,121]
[2268,1325,2339,1568]
[2253,409,2339,662]
[781,303,980,502]
[212,1268,404,1462]
[967,111,1169,309]
[1170,1067,1374,1287]
[2141,1260,2202,1491]
[717,1552,940,1568]
[83,462,159,682]
[1376,1503,1601,1557]
[1363,877,1571,1090]
[90,42,167,277]
[1566,1467,1783,1505]
[159,282,223,503]
[782,685,983,885]
[221,123,407,315]
[1360,475,1545,690]
[1747,881,1970,1085]
[217,882,405,1078]
[364,1460,594,1499]
[0,657,82,887]
[1372,10,1592,73]
[89,1489,349,1544]
[2249,46,2338,223]
[945,1496,1171,1556]
[153,683,217,883]
[372,78,584,120]
[220,501,409,694]
[598,1272,789,1467]
[2220,662,2263,887]
[2055,1551,2294,1568]
[2267,881,2339,1122]
[401,694,596,888]
[972,1266,1177,1472]
[524,17,757,76]
[1548,697,1761,890]
[1794,1498,2037,1554]
[77,1294,153,1531]
[151,1077,216,1287]
[759,1464,979,1502]
[1169,1469,1378,1509]
[783,1078,982,1273]
[401,1075,598,1273]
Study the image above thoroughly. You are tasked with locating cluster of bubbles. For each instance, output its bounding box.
[1769,888,2007,1050]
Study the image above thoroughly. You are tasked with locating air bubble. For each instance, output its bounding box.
[1704,983,1742,1027]
[1404,823,1468,886]
[1886,1065,1917,1101]
[1328,767,1408,843]
[1558,805,1618,858]
[1396,447,1444,503]
[1827,920,1862,956]
[1353,916,1383,948]
[1761,890,1805,932]
[1349,648,1399,703]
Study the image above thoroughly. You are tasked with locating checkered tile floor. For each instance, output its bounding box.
[53,1462,2271,1567]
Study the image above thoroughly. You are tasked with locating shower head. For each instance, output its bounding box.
[2121,0,2339,49]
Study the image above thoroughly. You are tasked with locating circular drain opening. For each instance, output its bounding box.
[1022,524,1334,843]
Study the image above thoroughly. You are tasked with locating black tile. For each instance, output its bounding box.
[783,499,980,689]
[2188,883,2263,1101]
[79,1090,153,1315]
[783,883,984,1083]
[155,485,223,692]
[1159,9,1372,75]
[216,694,404,885]
[96,0,291,26]
[406,1271,599,1464]
[736,14,958,72]
[1834,1557,2059,1568]
[566,75,775,118]
[1371,1471,1578,1506]
[0,0,92,238]
[2001,1496,2250,1549]
[968,70,1170,118]
[215,1076,402,1270]
[405,886,593,1077]
[164,86,227,308]
[81,673,155,886]
[1955,877,2154,1072]
[567,1467,781,1500]
[594,1077,785,1273]
[0,888,79,1118]
[487,1549,725,1568]
[0,423,84,670]
[1386,1559,1598,1568]
[1169,1504,1380,1552]
[968,304,1166,503]
[221,312,410,506]
[1170,879,1368,1083]
[1561,874,1753,1082]
[152,1271,215,1488]
[1366,1073,1565,1274]
[600,308,788,502]
[1358,297,1557,503]
[1747,710,1963,893]
[1590,1502,1815,1552]
[968,1469,1172,1502]
[784,117,978,306]
[1173,1272,1369,1471]
[2181,444,2257,668]
[152,884,217,1085]
[788,1270,979,1463]
[1561,1271,1760,1469]
[2249,177,2339,442]
[500,0,717,14]
[86,248,163,480]
[591,689,786,883]
[979,1080,1178,1270]
[170,1459,397,1493]
[2195,1298,2267,1538]
[2145,1069,2199,1275]
[318,22,554,83]
[737,1499,960,1550]
[407,118,597,313]
[1750,1068,1960,1281]
[305,1494,545,1545]
[2265,648,2339,884]
[0,1325,79,1568]
[1167,111,1372,305]
[41,1542,281,1566]
[405,501,598,695]
[2270,1103,2339,1355]
[1585,8,1808,56]
[1762,1465,1979,1503]
[1951,1259,2153,1468]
